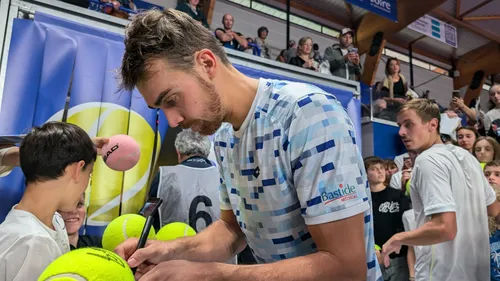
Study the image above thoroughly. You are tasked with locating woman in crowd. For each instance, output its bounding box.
[288,37,318,71]
[276,50,286,63]
[457,126,479,153]
[485,85,500,133]
[175,0,209,28]
[254,26,270,59]
[473,136,500,168]
[379,58,408,102]
[59,193,102,250]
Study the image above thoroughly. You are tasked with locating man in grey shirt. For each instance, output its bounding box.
[323,28,362,81]
[150,129,220,232]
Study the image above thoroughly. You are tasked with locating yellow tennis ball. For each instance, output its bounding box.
[156,222,197,241]
[38,247,134,281]
[102,214,155,251]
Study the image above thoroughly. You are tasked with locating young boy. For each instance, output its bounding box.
[0,122,97,281]
[485,161,500,281]
[365,156,410,281]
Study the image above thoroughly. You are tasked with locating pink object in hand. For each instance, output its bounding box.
[101,134,140,171]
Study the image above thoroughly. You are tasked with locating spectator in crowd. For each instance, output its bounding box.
[59,193,102,250]
[324,28,362,81]
[288,37,318,71]
[254,26,270,59]
[215,13,248,50]
[0,122,97,281]
[457,126,479,153]
[101,0,136,19]
[244,37,255,55]
[485,84,500,133]
[379,58,408,103]
[312,43,322,63]
[365,156,410,281]
[450,93,478,127]
[485,161,500,281]
[276,50,286,63]
[390,151,418,196]
[384,159,398,179]
[382,98,499,281]
[175,0,209,28]
[473,136,500,167]
[283,40,296,63]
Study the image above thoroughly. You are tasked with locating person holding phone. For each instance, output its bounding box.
[115,9,382,281]
[323,28,362,81]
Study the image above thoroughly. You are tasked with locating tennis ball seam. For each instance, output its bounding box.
[123,218,130,240]
[44,273,87,281]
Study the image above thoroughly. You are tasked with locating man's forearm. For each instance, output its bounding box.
[1,147,19,166]
[172,219,246,263]
[395,220,454,246]
[217,251,366,281]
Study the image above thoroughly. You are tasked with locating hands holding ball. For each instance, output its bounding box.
[92,134,141,171]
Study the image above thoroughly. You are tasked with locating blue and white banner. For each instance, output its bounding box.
[346,0,398,22]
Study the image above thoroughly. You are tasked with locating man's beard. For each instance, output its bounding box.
[180,73,224,136]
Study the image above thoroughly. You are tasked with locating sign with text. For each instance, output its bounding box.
[346,0,398,22]
[408,14,458,48]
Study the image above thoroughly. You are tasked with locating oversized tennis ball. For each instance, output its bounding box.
[156,222,197,241]
[38,247,134,281]
[102,134,140,171]
[102,214,155,251]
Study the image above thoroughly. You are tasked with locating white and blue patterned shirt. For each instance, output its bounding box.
[215,79,382,280]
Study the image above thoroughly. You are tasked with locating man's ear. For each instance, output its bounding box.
[195,49,218,79]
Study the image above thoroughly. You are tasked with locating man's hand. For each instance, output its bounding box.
[115,238,176,279]
[91,137,109,155]
[350,53,360,65]
[382,233,403,267]
[139,260,221,281]
[451,97,465,110]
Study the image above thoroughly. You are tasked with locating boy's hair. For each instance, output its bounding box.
[485,160,500,169]
[364,156,384,171]
[400,98,441,132]
[120,9,231,91]
[20,122,96,184]
[456,126,479,138]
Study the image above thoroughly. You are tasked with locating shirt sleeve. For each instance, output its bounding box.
[2,236,61,281]
[413,154,456,216]
[287,93,369,225]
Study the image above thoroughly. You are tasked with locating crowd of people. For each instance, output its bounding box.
[0,3,500,281]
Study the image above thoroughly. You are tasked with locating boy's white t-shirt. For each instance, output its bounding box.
[0,208,70,281]
[410,144,496,281]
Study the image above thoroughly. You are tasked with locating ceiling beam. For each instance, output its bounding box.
[344,1,354,28]
[463,15,500,21]
[205,0,217,26]
[270,0,351,27]
[430,8,500,44]
[356,0,447,55]
[454,42,500,88]
[387,35,451,65]
[458,0,494,18]
[455,0,461,18]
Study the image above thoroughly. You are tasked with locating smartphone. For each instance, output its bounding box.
[0,135,25,145]
[132,198,163,273]
[403,156,411,170]
[452,90,460,99]
[349,47,358,53]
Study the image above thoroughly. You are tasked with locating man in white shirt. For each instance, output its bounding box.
[382,98,500,281]
[0,122,97,281]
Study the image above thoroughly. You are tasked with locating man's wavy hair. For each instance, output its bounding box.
[120,9,230,91]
